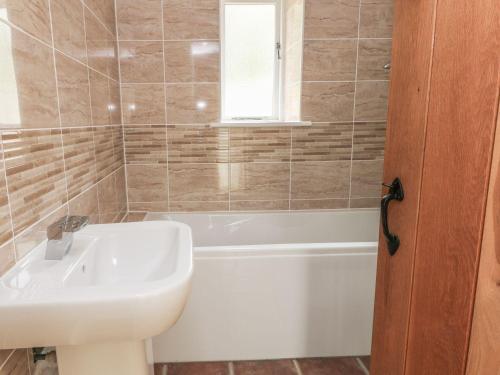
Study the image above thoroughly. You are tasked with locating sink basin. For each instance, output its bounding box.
[0,221,193,375]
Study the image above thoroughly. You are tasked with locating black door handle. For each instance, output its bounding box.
[381,178,404,256]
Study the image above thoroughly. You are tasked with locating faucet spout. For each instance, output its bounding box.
[45,216,89,260]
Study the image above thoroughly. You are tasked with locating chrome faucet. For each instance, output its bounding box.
[45,216,89,260]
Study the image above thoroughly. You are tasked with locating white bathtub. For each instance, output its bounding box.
[146,209,379,362]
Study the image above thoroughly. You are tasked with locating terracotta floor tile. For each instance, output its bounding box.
[163,362,229,375]
[298,357,365,375]
[233,360,298,375]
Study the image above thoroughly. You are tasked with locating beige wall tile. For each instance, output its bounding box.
[0,241,15,277]
[353,121,386,160]
[108,81,122,125]
[350,197,380,208]
[0,349,29,374]
[126,164,168,204]
[230,163,290,201]
[302,40,357,81]
[164,41,220,83]
[304,0,359,38]
[230,127,291,163]
[68,185,100,224]
[122,84,166,124]
[169,163,229,202]
[129,201,168,212]
[116,0,163,40]
[302,82,355,122]
[230,200,289,211]
[292,122,353,162]
[290,198,349,210]
[51,0,86,62]
[166,84,219,124]
[163,0,219,40]
[350,160,384,197]
[125,212,146,222]
[119,41,164,83]
[84,0,116,35]
[291,161,350,199]
[169,201,228,212]
[111,125,125,170]
[125,125,168,164]
[62,127,97,200]
[359,0,393,38]
[56,53,91,127]
[89,70,111,125]
[0,139,13,247]
[93,126,115,180]
[98,168,127,223]
[0,0,51,43]
[0,23,59,129]
[355,81,389,121]
[0,349,14,367]
[3,129,68,235]
[357,39,392,80]
[167,126,228,164]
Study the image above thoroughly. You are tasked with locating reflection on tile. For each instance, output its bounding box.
[230,128,291,163]
[164,361,229,375]
[355,81,389,121]
[303,40,357,81]
[119,41,164,83]
[169,163,229,202]
[166,84,219,124]
[122,84,166,124]
[292,122,352,162]
[163,0,219,40]
[353,121,386,160]
[230,163,290,201]
[164,41,220,83]
[125,125,168,164]
[291,199,349,210]
[302,82,355,122]
[0,241,15,277]
[126,164,168,206]
[93,126,115,180]
[108,81,122,125]
[169,201,229,213]
[304,0,359,39]
[298,357,365,375]
[359,0,393,38]
[0,349,30,375]
[116,0,163,40]
[56,52,91,127]
[230,200,289,211]
[0,139,13,247]
[350,160,384,197]
[167,126,228,164]
[68,185,99,224]
[84,0,116,34]
[357,39,392,80]
[0,23,59,129]
[291,161,350,199]
[3,129,67,235]
[85,8,118,79]
[51,0,86,62]
[233,360,298,375]
[62,127,96,200]
[350,197,379,208]
[0,0,51,43]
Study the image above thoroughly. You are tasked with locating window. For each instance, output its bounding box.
[221,0,282,121]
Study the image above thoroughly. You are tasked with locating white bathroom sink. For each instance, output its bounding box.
[0,221,193,350]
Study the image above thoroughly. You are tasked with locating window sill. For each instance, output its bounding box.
[209,120,312,128]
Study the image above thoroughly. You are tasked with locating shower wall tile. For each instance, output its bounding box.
[304,0,359,38]
[164,41,220,83]
[84,0,116,34]
[302,82,355,122]
[55,53,91,127]
[359,0,393,38]
[93,126,117,180]
[163,0,219,40]
[124,125,168,164]
[98,167,127,223]
[0,349,29,374]
[68,185,99,224]
[230,163,290,201]
[166,84,219,124]
[169,201,229,213]
[290,198,349,210]
[291,161,350,200]
[230,128,291,163]
[353,121,386,160]
[167,126,229,164]
[89,70,111,126]
[116,0,163,40]
[350,197,380,208]
[119,41,164,83]
[357,39,392,80]
[51,0,86,62]
[122,84,166,124]
[0,22,59,129]
[302,40,357,81]
[0,0,51,43]
[350,160,384,198]
[0,140,13,248]
[292,122,353,162]
[230,200,289,211]
[127,164,169,210]
[0,241,15,277]
[355,81,389,121]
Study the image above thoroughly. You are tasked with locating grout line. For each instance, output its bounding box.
[356,357,370,375]
[26,349,32,375]
[293,359,303,375]
[228,362,235,375]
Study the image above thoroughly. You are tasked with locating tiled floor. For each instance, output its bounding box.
[154,357,370,375]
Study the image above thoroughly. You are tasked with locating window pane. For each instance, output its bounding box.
[223,3,276,119]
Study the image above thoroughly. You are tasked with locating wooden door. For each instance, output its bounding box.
[371,0,500,374]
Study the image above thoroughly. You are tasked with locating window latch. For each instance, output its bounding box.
[276,42,282,60]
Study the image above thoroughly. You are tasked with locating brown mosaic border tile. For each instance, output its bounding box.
[353,121,386,160]
[230,127,291,163]
[125,125,168,164]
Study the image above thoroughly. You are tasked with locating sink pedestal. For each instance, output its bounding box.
[57,340,149,375]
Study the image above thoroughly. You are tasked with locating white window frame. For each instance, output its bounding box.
[220,0,284,122]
